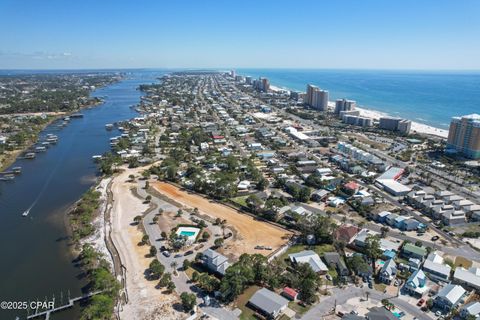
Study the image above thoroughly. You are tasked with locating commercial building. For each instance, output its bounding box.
[335,99,356,114]
[245,76,252,85]
[379,117,412,135]
[446,114,480,159]
[305,84,328,110]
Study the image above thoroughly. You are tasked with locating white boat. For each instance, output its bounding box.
[22,209,30,217]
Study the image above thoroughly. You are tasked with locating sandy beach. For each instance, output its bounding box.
[355,106,449,138]
[269,84,449,138]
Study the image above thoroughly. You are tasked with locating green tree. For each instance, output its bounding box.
[191,271,199,282]
[365,235,382,272]
[149,259,165,280]
[133,215,142,224]
[80,294,114,320]
[183,259,191,270]
[214,238,224,248]
[166,281,176,293]
[180,292,197,312]
[159,273,172,287]
[149,246,157,257]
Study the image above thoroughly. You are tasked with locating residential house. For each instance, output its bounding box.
[454,267,480,290]
[442,210,466,225]
[323,252,349,276]
[281,287,298,301]
[460,302,480,319]
[422,252,451,282]
[248,288,289,319]
[404,269,429,296]
[289,250,328,274]
[202,249,230,275]
[400,219,422,231]
[402,243,428,260]
[353,229,379,248]
[311,189,329,202]
[333,225,360,244]
[394,215,409,229]
[378,259,397,284]
[376,211,391,223]
[434,284,466,311]
[386,213,399,226]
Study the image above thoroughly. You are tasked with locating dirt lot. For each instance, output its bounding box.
[110,167,182,320]
[152,182,292,258]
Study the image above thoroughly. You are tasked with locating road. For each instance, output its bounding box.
[301,286,433,320]
[138,179,240,319]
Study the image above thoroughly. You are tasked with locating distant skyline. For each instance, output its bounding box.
[1,0,480,70]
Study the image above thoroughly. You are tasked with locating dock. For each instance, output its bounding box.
[26,290,103,320]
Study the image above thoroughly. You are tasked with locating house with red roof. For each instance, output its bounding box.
[333,225,361,244]
[282,287,299,301]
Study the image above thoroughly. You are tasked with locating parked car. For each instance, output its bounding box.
[184,250,194,256]
[326,274,333,281]
[417,298,425,307]
[162,251,171,257]
[431,236,439,241]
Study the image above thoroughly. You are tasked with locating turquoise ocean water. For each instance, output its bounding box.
[238,69,480,129]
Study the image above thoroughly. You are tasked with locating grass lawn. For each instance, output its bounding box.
[184,266,196,279]
[374,283,387,292]
[289,300,310,315]
[234,285,261,320]
[231,195,249,208]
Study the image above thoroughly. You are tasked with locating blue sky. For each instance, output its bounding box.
[0,0,479,69]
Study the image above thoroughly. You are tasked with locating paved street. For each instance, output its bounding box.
[301,287,433,320]
[138,180,240,319]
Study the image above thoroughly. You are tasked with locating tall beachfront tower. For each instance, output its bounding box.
[305,84,328,111]
[447,114,480,159]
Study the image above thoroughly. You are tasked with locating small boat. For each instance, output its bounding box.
[12,167,22,174]
[105,124,114,130]
[35,146,47,152]
[22,209,30,217]
[92,155,102,162]
[0,174,15,181]
[64,117,71,121]
[70,113,84,118]
[24,152,36,159]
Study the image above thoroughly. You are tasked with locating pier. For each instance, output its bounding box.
[26,291,103,320]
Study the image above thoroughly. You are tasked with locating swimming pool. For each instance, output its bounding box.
[180,231,196,237]
[176,226,201,244]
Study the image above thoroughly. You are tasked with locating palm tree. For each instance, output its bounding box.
[171,261,178,275]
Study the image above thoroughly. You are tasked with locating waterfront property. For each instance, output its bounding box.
[446,114,480,159]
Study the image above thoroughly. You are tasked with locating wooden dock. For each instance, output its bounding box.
[26,291,103,320]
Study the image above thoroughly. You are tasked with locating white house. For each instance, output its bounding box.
[434,284,466,311]
[422,252,451,282]
[289,250,328,274]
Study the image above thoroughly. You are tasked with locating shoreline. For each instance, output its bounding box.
[269,84,449,139]
[0,84,118,172]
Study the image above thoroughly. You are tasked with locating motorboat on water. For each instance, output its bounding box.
[22,209,30,217]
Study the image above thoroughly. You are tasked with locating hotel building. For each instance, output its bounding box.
[447,114,480,159]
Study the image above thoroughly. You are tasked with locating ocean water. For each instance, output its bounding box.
[238,69,480,129]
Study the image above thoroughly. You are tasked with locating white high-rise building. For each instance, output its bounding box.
[335,99,356,114]
[305,84,328,110]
